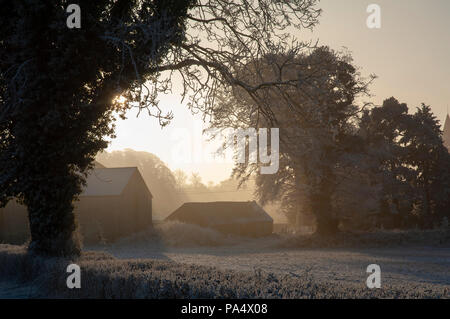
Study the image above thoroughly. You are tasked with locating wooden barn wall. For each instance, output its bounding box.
[121,171,152,231]
[213,221,273,237]
[75,196,123,243]
[0,176,153,244]
[0,201,29,244]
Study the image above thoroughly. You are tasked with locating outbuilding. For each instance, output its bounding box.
[165,201,273,237]
[0,165,152,243]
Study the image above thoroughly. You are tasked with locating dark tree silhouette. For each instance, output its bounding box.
[359,98,416,228]
[0,0,320,256]
[360,98,450,228]
[0,0,194,256]
[406,104,450,227]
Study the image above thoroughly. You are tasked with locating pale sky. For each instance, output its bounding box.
[107,0,450,184]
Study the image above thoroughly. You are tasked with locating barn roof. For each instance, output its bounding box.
[166,201,273,226]
[80,167,142,197]
[94,161,106,168]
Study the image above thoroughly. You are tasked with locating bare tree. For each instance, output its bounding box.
[207,47,376,235]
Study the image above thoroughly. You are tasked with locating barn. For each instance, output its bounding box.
[76,166,153,242]
[165,201,273,237]
[0,165,152,244]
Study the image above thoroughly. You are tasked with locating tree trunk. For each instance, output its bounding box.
[308,168,339,236]
[311,190,339,236]
[25,176,81,257]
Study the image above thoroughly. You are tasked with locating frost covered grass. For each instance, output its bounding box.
[0,244,449,299]
[118,222,450,250]
[278,229,450,249]
[115,221,244,247]
[96,223,450,258]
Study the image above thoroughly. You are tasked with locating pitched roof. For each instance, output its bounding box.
[166,201,273,226]
[94,161,106,168]
[80,167,137,197]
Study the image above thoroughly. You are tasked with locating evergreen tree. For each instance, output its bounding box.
[405,104,450,228]
[358,97,416,227]
[360,99,450,228]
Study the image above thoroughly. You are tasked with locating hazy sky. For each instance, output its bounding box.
[107,0,450,184]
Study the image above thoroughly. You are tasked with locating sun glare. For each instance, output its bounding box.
[114,95,127,104]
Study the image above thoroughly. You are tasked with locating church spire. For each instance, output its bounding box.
[444,108,450,151]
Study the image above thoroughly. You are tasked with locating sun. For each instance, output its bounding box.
[113,95,127,104]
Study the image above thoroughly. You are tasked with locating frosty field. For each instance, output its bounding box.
[1,225,449,298]
[89,237,450,290]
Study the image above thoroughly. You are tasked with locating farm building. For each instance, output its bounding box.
[165,201,274,237]
[0,165,152,244]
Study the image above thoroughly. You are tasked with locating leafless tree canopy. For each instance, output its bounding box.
[114,0,322,124]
